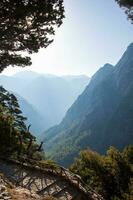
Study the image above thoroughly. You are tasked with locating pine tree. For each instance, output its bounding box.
[115,0,133,23]
[0,86,44,159]
[0,0,64,72]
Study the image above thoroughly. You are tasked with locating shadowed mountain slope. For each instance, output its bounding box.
[43,43,133,166]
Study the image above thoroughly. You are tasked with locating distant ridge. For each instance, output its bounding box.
[0,72,90,137]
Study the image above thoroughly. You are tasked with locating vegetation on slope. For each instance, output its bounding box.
[70,146,133,200]
[44,44,133,166]
[0,86,44,161]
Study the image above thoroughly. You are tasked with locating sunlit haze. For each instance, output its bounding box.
[2,0,133,77]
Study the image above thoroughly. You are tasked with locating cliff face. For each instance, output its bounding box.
[44,43,133,166]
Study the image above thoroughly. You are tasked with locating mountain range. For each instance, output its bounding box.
[0,72,89,136]
[43,43,133,166]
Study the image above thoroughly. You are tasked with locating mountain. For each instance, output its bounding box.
[0,75,24,93]
[13,70,40,80]
[13,73,90,129]
[15,94,44,137]
[43,43,133,166]
[0,71,40,93]
[0,72,90,135]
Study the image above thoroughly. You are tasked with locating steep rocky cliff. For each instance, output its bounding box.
[44,43,133,166]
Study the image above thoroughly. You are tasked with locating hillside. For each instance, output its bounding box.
[19,74,90,129]
[0,73,90,134]
[15,94,44,137]
[43,43,133,166]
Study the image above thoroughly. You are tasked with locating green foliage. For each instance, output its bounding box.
[38,159,58,171]
[70,146,133,200]
[0,86,27,132]
[0,0,64,72]
[0,86,44,160]
[123,145,133,165]
[0,105,19,155]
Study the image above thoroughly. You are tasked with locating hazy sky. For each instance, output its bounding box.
[3,0,133,77]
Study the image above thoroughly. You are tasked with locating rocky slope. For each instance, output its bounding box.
[0,158,103,200]
[0,173,43,200]
[0,175,59,200]
[43,43,133,166]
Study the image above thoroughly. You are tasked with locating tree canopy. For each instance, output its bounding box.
[0,86,44,160]
[0,0,64,73]
[115,0,133,23]
[70,147,133,200]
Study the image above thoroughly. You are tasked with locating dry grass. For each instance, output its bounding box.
[9,188,59,200]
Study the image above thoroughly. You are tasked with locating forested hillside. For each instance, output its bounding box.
[44,43,133,166]
[0,86,44,160]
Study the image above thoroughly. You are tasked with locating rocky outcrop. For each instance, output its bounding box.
[0,158,104,200]
[0,174,12,200]
[0,173,42,200]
